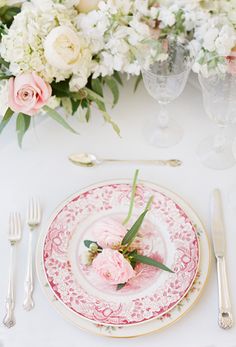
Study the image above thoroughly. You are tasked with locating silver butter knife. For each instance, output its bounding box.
[211,189,233,329]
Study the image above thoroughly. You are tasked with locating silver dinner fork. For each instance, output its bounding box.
[3,212,22,328]
[23,198,41,311]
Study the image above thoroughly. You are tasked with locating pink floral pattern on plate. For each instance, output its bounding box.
[43,183,199,326]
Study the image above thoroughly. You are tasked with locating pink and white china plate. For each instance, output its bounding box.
[36,180,210,335]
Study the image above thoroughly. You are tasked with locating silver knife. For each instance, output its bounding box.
[211,189,233,329]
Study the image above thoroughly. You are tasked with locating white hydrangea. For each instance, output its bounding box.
[0,1,93,88]
[158,7,176,28]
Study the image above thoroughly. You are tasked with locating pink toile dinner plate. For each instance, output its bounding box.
[39,180,201,327]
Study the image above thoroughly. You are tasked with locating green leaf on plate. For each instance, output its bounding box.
[16,113,31,147]
[0,107,14,134]
[121,196,153,247]
[84,240,101,249]
[43,105,78,134]
[116,283,126,290]
[122,169,139,226]
[105,77,119,107]
[131,253,174,273]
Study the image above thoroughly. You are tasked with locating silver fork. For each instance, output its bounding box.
[23,198,41,311]
[3,212,22,328]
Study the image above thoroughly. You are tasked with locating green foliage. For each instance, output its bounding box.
[16,113,31,147]
[43,106,78,134]
[0,107,14,134]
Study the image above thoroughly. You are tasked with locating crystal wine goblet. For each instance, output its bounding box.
[139,37,194,148]
[197,72,236,170]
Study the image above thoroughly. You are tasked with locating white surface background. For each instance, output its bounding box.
[0,78,236,347]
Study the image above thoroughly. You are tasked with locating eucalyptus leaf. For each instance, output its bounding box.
[116,283,126,290]
[43,105,78,134]
[102,110,121,136]
[105,77,119,107]
[113,71,123,86]
[121,210,148,247]
[84,240,101,249]
[0,107,14,134]
[134,74,142,92]
[131,253,174,273]
[71,98,81,115]
[122,196,153,247]
[16,113,31,147]
[91,78,103,97]
[85,87,105,104]
[85,105,91,122]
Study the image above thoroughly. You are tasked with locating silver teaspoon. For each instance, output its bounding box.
[68,153,182,167]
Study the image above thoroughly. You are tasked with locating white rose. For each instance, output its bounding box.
[76,0,100,13]
[44,26,85,70]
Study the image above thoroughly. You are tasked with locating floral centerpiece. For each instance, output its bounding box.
[0,0,235,146]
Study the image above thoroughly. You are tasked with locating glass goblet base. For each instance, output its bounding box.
[144,118,183,148]
[197,136,236,170]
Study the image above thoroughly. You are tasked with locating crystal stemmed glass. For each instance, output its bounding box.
[139,37,194,148]
[197,72,236,170]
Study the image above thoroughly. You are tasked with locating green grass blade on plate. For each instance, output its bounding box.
[122,169,139,226]
[131,253,174,273]
[121,196,153,247]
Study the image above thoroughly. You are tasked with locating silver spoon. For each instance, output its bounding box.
[68,153,182,167]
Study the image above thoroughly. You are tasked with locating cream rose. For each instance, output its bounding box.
[76,0,100,13]
[44,26,85,70]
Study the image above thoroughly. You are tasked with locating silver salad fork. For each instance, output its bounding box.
[23,198,41,311]
[3,212,22,328]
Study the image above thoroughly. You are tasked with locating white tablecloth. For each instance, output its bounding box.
[0,78,236,347]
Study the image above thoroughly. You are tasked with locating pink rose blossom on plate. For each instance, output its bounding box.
[92,249,135,285]
[91,217,127,248]
[9,72,52,115]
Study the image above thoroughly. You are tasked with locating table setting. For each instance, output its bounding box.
[0,0,236,347]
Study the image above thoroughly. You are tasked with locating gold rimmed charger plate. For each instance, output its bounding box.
[36,180,211,338]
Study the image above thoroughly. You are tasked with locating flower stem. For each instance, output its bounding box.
[122,169,139,225]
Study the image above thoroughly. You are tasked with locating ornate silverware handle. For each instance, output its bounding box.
[23,231,34,311]
[3,244,16,328]
[102,159,182,167]
[217,256,233,329]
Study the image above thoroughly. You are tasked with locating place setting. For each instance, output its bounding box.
[2,169,233,338]
[0,0,235,345]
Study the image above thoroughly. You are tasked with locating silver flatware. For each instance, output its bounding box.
[3,212,22,328]
[211,189,233,329]
[68,153,182,168]
[23,198,41,311]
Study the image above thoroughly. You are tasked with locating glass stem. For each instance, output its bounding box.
[157,103,169,130]
[213,126,228,153]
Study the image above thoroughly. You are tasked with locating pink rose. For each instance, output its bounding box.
[9,72,52,115]
[91,217,127,248]
[92,249,135,285]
